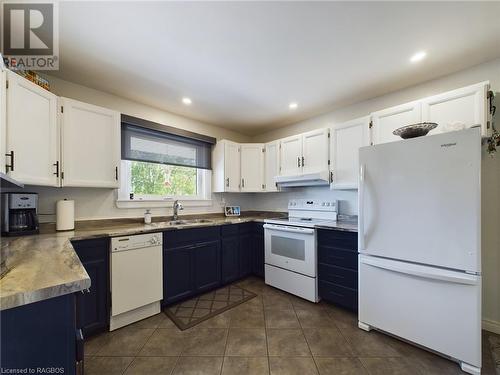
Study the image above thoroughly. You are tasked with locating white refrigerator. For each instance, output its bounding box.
[358,128,482,375]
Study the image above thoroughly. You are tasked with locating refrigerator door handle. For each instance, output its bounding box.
[358,164,365,250]
[360,256,479,285]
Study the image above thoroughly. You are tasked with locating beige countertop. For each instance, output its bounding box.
[0,212,283,311]
[315,221,358,232]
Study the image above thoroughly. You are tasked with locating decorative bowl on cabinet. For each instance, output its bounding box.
[393,122,438,139]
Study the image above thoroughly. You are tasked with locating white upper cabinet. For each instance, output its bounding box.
[331,116,370,190]
[0,68,6,174]
[302,128,329,174]
[371,101,421,145]
[6,70,59,186]
[264,141,279,191]
[279,134,303,176]
[240,143,264,192]
[212,140,240,192]
[421,82,491,137]
[225,141,240,192]
[60,97,120,188]
[371,82,491,145]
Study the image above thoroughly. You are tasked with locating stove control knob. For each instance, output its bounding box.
[326,202,330,206]
[321,202,325,206]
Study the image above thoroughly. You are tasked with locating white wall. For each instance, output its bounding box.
[250,57,500,333]
[27,75,251,222]
[224,188,358,215]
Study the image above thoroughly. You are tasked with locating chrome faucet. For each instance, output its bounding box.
[172,200,183,220]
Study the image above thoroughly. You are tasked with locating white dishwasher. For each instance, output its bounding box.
[110,232,163,331]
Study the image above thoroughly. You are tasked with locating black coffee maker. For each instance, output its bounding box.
[1,193,39,236]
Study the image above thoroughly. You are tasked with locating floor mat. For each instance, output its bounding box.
[164,284,256,330]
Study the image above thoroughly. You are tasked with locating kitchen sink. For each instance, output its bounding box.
[168,219,213,225]
[169,220,188,225]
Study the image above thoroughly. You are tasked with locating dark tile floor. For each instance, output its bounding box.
[85,277,498,375]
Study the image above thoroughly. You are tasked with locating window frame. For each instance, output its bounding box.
[116,160,212,208]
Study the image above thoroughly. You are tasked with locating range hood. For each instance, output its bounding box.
[275,171,330,188]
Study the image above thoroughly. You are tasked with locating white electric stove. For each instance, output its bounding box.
[263,199,337,302]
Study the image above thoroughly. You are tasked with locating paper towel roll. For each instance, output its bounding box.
[56,199,75,231]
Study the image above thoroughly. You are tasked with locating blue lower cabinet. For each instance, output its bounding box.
[252,223,265,278]
[163,244,195,305]
[163,222,268,305]
[193,240,221,292]
[318,263,358,290]
[221,236,240,284]
[71,238,110,337]
[238,233,252,278]
[318,280,358,311]
[317,229,358,311]
[0,294,79,374]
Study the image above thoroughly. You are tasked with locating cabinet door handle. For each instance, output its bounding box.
[241,178,245,188]
[115,166,118,181]
[302,156,305,166]
[226,177,229,187]
[5,151,14,171]
[53,161,59,177]
[297,157,301,167]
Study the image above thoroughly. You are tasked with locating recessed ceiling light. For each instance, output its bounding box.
[410,51,427,63]
[182,97,192,105]
[289,102,298,110]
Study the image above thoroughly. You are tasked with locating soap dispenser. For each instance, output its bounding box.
[144,209,152,224]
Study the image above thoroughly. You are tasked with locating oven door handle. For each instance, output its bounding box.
[263,223,315,234]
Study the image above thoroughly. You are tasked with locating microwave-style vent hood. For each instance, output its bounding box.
[274,171,330,188]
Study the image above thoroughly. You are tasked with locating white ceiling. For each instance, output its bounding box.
[55,1,500,135]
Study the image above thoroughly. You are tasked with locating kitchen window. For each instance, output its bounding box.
[117,115,215,206]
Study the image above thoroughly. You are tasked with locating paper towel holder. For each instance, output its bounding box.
[56,199,75,231]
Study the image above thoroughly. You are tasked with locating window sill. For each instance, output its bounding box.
[116,198,213,209]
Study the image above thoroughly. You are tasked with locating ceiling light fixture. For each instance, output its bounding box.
[289,102,298,110]
[182,97,192,105]
[410,51,427,63]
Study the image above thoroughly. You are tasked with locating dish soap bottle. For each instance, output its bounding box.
[144,209,152,224]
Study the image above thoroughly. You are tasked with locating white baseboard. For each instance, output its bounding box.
[482,319,500,334]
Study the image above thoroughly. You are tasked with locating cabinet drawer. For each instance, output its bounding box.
[164,226,220,248]
[319,280,358,311]
[317,229,357,252]
[221,224,239,237]
[318,247,357,270]
[318,263,357,289]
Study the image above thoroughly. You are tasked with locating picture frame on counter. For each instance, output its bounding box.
[224,206,241,217]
